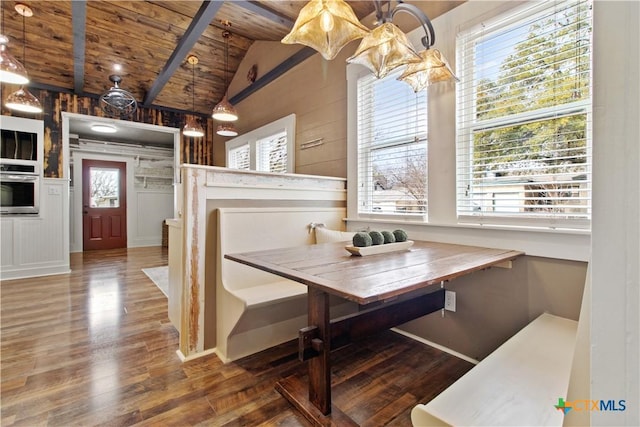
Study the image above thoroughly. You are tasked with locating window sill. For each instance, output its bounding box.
[345,217,590,262]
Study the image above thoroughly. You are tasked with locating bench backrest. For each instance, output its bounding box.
[217,207,346,291]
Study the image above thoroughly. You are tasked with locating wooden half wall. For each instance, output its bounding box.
[174,166,347,360]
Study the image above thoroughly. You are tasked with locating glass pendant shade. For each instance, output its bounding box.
[212,95,238,122]
[0,40,29,85]
[398,48,459,92]
[183,117,205,137]
[282,0,369,60]
[183,55,205,138]
[216,123,238,137]
[213,26,239,123]
[347,23,421,78]
[5,86,42,113]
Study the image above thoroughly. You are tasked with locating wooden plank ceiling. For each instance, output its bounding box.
[0,1,459,116]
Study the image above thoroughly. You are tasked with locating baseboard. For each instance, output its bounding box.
[391,327,480,365]
[0,265,71,281]
[176,347,219,363]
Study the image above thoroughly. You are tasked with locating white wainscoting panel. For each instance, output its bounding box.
[131,189,173,247]
[0,179,70,280]
[0,219,15,267]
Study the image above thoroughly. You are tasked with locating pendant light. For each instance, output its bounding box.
[212,23,238,122]
[216,123,238,137]
[347,22,420,79]
[281,0,369,61]
[0,35,28,85]
[183,55,205,138]
[0,2,29,85]
[5,3,42,114]
[398,48,459,92]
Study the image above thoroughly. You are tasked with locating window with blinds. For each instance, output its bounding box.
[456,0,592,229]
[257,131,287,173]
[228,143,250,170]
[356,70,428,216]
[224,114,295,173]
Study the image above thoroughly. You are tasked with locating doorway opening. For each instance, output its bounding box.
[62,112,181,254]
[82,159,127,250]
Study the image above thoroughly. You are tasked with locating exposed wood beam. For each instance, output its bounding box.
[142,0,223,107]
[229,47,316,105]
[233,1,294,28]
[71,0,87,95]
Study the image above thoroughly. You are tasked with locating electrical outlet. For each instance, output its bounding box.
[444,290,456,312]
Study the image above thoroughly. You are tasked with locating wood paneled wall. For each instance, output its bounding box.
[0,86,214,178]
[221,42,352,178]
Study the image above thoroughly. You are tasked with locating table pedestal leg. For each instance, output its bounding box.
[307,287,331,414]
[275,288,358,426]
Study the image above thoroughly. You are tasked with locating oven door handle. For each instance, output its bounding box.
[2,174,38,181]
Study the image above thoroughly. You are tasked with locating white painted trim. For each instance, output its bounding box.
[176,347,219,363]
[346,217,591,262]
[0,266,71,281]
[225,113,296,172]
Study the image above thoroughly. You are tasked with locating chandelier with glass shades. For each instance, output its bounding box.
[282,0,458,91]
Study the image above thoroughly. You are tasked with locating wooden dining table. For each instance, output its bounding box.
[225,239,524,426]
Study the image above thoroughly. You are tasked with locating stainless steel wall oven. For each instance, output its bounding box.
[0,119,43,215]
[0,164,40,214]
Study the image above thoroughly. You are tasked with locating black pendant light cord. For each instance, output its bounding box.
[22,12,25,65]
[223,29,230,96]
[192,60,196,112]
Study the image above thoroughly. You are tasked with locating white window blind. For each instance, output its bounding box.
[357,70,428,216]
[225,114,295,173]
[456,0,592,229]
[257,131,287,173]
[228,143,250,170]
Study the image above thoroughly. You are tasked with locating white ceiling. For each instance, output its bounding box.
[68,117,176,146]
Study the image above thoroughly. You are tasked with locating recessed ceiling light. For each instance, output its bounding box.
[91,123,117,133]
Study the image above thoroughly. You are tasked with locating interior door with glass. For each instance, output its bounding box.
[82,159,127,250]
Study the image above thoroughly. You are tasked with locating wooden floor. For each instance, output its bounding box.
[0,247,473,426]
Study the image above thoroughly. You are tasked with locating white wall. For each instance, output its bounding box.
[591,1,639,425]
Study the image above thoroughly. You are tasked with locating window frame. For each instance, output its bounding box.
[455,0,593,230]
[349,66,429,221]
[225,114,296,173]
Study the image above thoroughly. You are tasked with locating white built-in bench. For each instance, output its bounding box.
[215,207,355,362]
[411,313,578,427]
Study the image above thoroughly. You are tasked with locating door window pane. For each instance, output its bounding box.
[90,167,120,208]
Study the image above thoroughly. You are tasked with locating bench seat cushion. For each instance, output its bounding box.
[229,280,307,308]
[412,313,577,427]
[315,227,355,244]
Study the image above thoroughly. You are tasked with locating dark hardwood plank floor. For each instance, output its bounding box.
[0,247,473,426]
